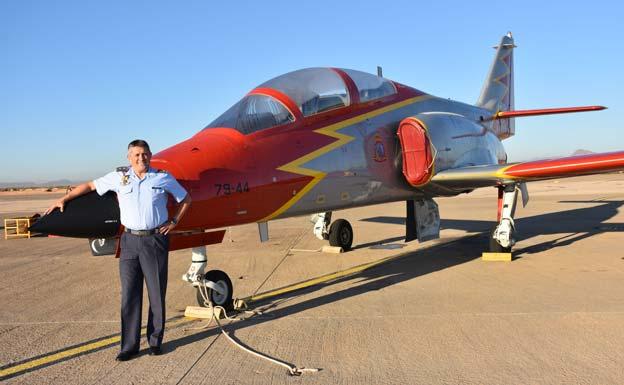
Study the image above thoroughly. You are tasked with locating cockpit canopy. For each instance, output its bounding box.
[205,94,295,135]
[260,68,350,117]
[205,67,396,135]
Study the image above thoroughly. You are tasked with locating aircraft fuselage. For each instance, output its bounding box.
[151,82,506,232]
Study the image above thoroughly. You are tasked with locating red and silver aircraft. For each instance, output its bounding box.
[32,32,624,308]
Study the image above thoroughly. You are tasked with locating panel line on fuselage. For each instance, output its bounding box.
[260,94,433,221]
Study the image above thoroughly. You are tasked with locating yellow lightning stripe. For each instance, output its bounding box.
[431,164,518,184]
[260,95,432,221]
[0,317,192,380]
[494,164,516,180]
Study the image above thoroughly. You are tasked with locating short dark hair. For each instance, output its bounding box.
[128,139,151,152]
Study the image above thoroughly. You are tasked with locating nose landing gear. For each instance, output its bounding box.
[195,270,234,310]
[182,246,234,310]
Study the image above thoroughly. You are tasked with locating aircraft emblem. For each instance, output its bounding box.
[373,134,386,162]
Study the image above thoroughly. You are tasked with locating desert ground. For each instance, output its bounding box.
[1,174,623,384]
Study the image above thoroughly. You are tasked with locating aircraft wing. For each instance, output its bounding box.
[431,151,624,191]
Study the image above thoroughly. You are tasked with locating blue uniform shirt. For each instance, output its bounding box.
[93,167,188,230]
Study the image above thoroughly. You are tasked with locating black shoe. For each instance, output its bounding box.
[115,351,137,361]
[149,346,162,356]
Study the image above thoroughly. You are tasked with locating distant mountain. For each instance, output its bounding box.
[43,179,78,186]
[571,149,595,156]
[0,179,80,189]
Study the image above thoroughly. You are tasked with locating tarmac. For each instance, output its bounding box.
[1,174,623,384]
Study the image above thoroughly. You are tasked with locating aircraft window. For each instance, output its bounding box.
[260,68,349,116]
[205,99,243,130]
[236,95,294,134]
[341,68,396,102]
[205,94,294,134]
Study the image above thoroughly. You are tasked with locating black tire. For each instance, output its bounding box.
[89,238,116,256]
[196,270,233,310]
[489,227,511,253]
[329,219,353,251]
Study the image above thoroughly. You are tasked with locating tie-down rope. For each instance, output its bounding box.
[196,283,320,376]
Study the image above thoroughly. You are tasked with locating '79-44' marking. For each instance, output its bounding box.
[215,182,249,196]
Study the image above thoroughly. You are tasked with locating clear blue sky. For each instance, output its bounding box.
[2,0,622,183]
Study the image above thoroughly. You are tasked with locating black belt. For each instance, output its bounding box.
[125,228,159,236]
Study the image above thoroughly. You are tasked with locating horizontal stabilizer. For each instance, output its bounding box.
[431,151,624,191]
[491,105,606,120]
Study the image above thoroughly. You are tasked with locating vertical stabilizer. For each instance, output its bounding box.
[477,32,515,139]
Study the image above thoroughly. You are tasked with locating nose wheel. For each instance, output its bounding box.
[196,269,234,310]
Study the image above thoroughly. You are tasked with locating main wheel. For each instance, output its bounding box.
[89,238,116,256]
[196,270,233,310]
[489,227,511,253]
[328,219,353,251]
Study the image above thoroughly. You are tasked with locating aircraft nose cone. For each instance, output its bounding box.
[29,191,120,238]
[151,128,246,181]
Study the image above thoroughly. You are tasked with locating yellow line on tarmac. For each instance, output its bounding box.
[2,243,442,379]
[244,252,407,304]
[0,317,192,380]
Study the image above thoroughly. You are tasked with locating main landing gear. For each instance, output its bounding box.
[490,183,527,253]
[311,211,354,251]
[182,246,234,310]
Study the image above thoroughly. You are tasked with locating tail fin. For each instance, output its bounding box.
[477,32,516,139]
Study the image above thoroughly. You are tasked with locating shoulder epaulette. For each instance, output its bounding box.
[116,166,129,173]
[155,169,168,173]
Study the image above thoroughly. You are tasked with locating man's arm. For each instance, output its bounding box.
[158,194,192,235]
[44,181,96,215]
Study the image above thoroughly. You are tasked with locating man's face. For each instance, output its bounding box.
[127,146,151,173]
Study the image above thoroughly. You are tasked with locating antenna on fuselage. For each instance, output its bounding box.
[377,66,383,77]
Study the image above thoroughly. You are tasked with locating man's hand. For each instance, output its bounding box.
[43,181,96,216]
[44,198,66,215]
[158,221,177,235]
[159,194,191,235]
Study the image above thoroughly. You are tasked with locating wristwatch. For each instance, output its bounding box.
[170,217,178,225]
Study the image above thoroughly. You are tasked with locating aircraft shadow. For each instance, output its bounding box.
[164,201,624,354]
[360,200,624,256]
[164,232,486,353]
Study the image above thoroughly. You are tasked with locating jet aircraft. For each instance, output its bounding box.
[31,32,624,309]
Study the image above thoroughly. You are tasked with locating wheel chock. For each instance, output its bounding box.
[290,246,343,253]
[321,245,343,253]
[233,298,248,310]
[481,252,512,261]
[184,306,225,319]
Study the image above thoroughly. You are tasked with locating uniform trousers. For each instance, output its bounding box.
[119,232,169,354]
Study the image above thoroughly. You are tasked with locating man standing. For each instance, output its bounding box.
[45,139,192,361]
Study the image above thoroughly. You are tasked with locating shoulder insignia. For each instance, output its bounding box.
[156,169,168,173]
[116,166,130,185]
